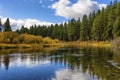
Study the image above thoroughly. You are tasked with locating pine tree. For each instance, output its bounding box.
[116,2,120,16]
[91,9,107,41]
[105,1,120,40]
[101,8,108,41]
[49,24,54,38]
[63,22,69,41]
[80,15,88,41]
[52,24,59,39]
[4,18,12,32]
[104,4,114,40]
[113,16,120,38]
[75,18,81,40]
[92,15,100,41]
[20,26,29,34]
[88,12,95,40]
[67,19,76,41]
[15,1,120,41]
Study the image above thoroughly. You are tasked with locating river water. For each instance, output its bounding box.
[0,47,120,80]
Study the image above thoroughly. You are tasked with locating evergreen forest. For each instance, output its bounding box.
[1,1,120,42]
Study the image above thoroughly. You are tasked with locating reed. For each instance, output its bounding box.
[0,41,112,50]
[65,41,112,48]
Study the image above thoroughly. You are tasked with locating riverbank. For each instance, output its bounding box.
[66,41,112,48]
[0,41,112,49]
[0,44,42,49]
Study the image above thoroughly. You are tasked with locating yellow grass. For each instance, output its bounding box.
[0,43,43,49]
[65,41,112,48]
[0,41,112,49]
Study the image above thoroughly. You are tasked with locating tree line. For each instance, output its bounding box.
[0,18,12,32]
[1,1,120,42]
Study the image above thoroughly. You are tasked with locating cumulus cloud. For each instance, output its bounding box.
[51,0,107,19]
[52,69,87,80]
[0,16,54,31]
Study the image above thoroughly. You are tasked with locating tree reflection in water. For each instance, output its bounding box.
[0,47,120,80]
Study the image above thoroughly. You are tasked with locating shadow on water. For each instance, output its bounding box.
[0,47,120,80]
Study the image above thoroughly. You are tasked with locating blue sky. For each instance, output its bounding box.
[0,0,118,30]
[0,0,67,23]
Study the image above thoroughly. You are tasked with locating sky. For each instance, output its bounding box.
[0,0,117,30]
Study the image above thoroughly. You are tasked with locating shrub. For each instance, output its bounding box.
[43,37,59,44]
[33,36,43,44]
[0,32,59,44]
[0,32,4,43]
[43,37,53,44]
[53,39,59,43]
[3,32,19,43]
[19,34,26,43]
[19,34,43,44]
[13,37,19,44]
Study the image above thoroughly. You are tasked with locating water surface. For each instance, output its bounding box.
[0,47,120,80]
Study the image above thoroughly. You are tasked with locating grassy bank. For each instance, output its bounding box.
[0,43,65,49]
[0,44,43,49]
[0,41,112,49]
[65,41,112,48]
[0,32,113,49]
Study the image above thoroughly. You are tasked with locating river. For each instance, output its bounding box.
[0,47,120,80]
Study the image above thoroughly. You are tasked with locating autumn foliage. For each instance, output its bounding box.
[0,32,59,44]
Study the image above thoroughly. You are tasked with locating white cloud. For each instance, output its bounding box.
[52,69,87,80]
[1,54,51,68]
[10,56,50,68]
[0,16,54,31]
[51,0,107,19]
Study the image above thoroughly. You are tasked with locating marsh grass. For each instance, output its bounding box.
[65,41,112,48]
[0,41,111,50]
[0,44,42,49]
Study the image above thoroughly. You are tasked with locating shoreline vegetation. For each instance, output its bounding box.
[66,41,112,48]
[0,41,112,50]
[0,32,112,50]
[1,1,120,49]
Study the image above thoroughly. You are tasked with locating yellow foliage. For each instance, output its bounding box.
[43,37,59,44]
[19,34,43,44]
[33,36,43,43]
[43,37,53,44]
[53,39,59,43]
[0,32,4,43]
[0,32,59,44]
[13,37,19,44]
[3,32,19,43]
